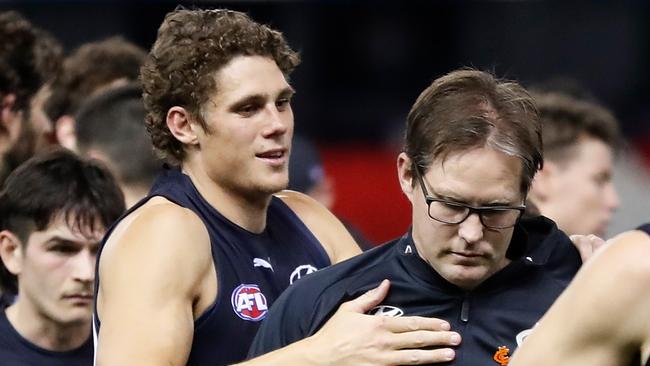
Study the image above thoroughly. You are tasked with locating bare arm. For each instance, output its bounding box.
[278,190,362,263]
[239,280,459,366]
[510,230,650,366]
[95,200,215,366]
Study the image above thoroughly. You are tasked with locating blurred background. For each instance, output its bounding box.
[5,0,649,244]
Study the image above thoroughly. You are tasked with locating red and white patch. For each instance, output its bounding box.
[230,284,268,321]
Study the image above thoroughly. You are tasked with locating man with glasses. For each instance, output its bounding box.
[249,69,583,365]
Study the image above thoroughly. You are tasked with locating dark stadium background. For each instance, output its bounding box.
[4,1,649,243]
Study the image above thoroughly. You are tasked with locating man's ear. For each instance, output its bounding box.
[397,152,416,202]
[0,230,24,276]
[55,115,77,151]
[166,106,200,146]
[529,162,559,203]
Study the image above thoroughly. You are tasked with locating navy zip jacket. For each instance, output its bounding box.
[249,216,581,365]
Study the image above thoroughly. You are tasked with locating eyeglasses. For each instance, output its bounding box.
[414,168,525,229]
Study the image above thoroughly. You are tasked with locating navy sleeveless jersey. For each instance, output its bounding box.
[0,309,93,365]
[250,216,582,365]
[94,167,331,365]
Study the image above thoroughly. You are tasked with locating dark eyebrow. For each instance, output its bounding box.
[228,95,265,113]
[430,188,518,207]
[429,187,469,205]
[480,202,519,208]
[45,236,81,246]
[45,235,100,247]
[228,87,295,113]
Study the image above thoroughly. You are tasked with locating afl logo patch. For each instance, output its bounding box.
[231,284,268,321]
[368,305,404,317]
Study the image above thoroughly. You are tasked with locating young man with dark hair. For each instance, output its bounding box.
[528,92,621,237]
[75,82,161,207]
[94,8,456,366]
[249,69,584,365]
[0,11,63,185]
[0,149,124,365]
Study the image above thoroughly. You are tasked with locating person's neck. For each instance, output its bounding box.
[122,184,150,209]
[5,300,90,352]
[182,159,272,234]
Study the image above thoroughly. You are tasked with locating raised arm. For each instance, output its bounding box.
[510,229,650,366]
[277,190,362,263]
[95,199,215,366]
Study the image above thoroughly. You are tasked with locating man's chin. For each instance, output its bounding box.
[442,265,491,290]
[57,313,93,327]
[263,178,290,194]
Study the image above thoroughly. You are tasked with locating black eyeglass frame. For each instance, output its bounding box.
[414,167,526,229]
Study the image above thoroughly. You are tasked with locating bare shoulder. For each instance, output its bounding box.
[101,196,210,264]
[600,230,650,347]
[566,229,650,323]
[275,190,361,263]
[275,189,328,216]
[98,196,214,309]
[95,197,215,365]
[598,229,650,285]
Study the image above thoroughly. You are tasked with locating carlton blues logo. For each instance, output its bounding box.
[231,284,268,321]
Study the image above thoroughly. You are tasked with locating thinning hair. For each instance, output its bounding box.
[405,68,542,195]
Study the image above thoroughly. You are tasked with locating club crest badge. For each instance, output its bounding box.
[493,345,511,365]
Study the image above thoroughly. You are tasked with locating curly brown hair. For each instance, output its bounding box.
[141,8,300,164]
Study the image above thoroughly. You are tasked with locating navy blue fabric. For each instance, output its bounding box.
[94,167,330,366]
[0,292,14,309]
[0,309,92,365]
[249,216,581,365]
